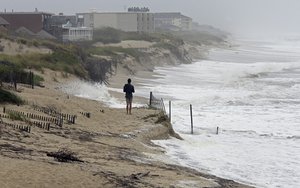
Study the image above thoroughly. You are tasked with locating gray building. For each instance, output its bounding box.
[154,12,192,31]
[76,12,154,33]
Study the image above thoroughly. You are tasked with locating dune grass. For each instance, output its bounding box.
[0,88,24,105]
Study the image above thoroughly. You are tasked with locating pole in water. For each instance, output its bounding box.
[190,104,193,134]
[149,92,153,106]
[216,126,219,135]
[169,101,171,123]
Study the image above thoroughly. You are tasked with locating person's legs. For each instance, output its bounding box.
[129,97,133,114]
[126,98,129,114]
[129,101,132,114]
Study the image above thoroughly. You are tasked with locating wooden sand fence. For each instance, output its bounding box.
[0,69,35,90]
[3,107,61,128]
[149,92,167,115]
[0,119,31,133]
[149,92,219,135]
[32,105,77,125]
[149,92,172,122]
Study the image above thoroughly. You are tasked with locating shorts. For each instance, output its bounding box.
[126,97,133,104]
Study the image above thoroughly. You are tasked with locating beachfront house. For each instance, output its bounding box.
[47,13,93,41]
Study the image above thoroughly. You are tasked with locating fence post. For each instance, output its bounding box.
[30,71,34,89]
[161,98,166,115]
[149,92,153,106]
[190,104,193,134]
[14,78,17,91]
[169,101,171,122]
[216,127,219,135]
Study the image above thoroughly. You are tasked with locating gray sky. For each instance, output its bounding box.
[1,0,300,37]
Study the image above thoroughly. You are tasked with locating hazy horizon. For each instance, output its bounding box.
[2,0,300,37]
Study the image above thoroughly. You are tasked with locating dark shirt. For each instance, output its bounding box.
[123,83,135,98]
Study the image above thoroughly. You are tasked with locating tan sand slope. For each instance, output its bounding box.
[0,39,51,55]
[0,69,251,188]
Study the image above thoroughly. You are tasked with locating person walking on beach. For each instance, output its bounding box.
[123,78,135,114]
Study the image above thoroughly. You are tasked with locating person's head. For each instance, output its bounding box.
[127,78,131,84]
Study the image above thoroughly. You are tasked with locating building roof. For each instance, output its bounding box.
[180,14,192,20]
[36,30,56,39]
[0,16,9,25]
[0,11,53,16]
[154,12,192,20]
[154,12,182,19]
[76,11,152,15]
[15,26,35,35]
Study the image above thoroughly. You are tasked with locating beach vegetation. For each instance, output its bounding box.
[0,88,24,105]
[93,27,122,44]
[0,28,227,84]
[7,111,27,121]
[93,27,158,44]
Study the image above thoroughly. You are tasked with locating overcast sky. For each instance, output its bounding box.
[2,0,300,37]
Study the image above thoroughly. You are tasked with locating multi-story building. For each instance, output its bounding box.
[154,12,192,31]
[76,12,154,33]
[0,11,53,33]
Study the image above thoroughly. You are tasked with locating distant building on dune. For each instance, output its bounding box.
[61,21,93,42]
[48,13,93,42]
[154,12,192,31]
[0,9,54,38]
[76,11,154,33]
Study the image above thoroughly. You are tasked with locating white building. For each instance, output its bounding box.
[62,21,93,41]
[76,12,154,33]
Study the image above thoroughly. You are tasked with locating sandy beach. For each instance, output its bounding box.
[0,35,261,188]
[0,68,252,188]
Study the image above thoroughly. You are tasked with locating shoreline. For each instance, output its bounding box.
[105,56,255,187]
[0,68,252,187]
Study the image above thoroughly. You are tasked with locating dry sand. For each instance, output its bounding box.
[0,39,51,55]
[0,70,252,187]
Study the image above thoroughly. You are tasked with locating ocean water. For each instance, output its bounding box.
[60,80,125,108]
[135,39,300,188]
[60,38,300,188]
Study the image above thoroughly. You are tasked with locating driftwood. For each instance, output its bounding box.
[93,171,151,188]
[46,148,83,163]
[129,171,150,180]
